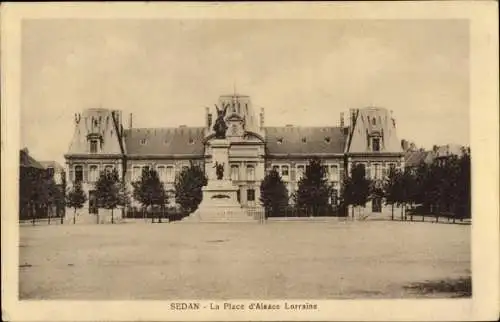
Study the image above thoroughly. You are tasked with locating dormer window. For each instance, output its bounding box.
[324,137,331,143]
[372,138,380,152]
[140,139,147,145]
[188,138,194,145]
[90,140,98,153]
[277,138,283,144]
[301,137,307,143]
[372,118,376,125]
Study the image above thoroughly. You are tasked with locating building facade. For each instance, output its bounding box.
[64,94,404,213]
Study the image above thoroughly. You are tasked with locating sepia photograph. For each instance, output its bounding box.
[2,2,498,321]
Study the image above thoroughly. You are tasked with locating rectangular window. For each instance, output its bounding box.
[90,140,98,153]
[373,163,381,180]
[166,166,174,182]
[296,165,305,181]
[74,165,83,183]
[246,165,255,181]
[281,165,289,178]
[157,166,166,182]
[330,165,339,181]
[231,165,239,181]
[89,165,98,183]
[373,138,380,152]
[132,166,141,182]
[46,167,54,179]
[272,165,280,173]
[247,189,255,202]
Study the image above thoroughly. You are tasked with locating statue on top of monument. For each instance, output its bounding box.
[213,103,229,139]
[213,162,225,180]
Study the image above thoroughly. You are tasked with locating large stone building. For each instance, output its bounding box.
[64,94,404,213]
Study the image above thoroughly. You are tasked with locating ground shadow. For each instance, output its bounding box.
[403,276,471,298]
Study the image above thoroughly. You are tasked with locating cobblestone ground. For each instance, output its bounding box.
[19,220,470,299]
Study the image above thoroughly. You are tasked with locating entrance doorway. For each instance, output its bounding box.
[372,197,382,213]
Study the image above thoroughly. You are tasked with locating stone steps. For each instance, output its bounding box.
[181,207,258,223]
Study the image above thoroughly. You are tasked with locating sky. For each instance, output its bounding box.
[21,19,469,165]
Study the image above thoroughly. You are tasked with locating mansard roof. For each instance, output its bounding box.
[264,126,347,155]
[124,127,205,156]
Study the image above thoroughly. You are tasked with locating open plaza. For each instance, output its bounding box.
[19,220,470,299]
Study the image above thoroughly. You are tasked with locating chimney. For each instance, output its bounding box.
[259,108,265,129]
[340,112,345,127]
[206,107,212,128]
[128,113,133,130]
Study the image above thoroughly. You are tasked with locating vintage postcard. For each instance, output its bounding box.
[1,2,498,321]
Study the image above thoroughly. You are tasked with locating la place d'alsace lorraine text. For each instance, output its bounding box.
[170,302,319,311]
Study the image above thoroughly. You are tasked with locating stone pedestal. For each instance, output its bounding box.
[183,180,255,222]
[183,139,257,223]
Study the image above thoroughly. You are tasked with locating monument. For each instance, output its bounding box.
[183,104,256,222]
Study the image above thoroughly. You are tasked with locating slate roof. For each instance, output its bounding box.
[39,161,64,170]
[404,151,434,167]
[264,126,347,155]
[124,127,205,156]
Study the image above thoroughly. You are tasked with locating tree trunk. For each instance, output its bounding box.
[400,205,403,221]
[391,204,394,220]
[159,206,162,223]
[73,208,76,224]
[48,206,51,225]
[111,208,114,224]
[61,206,64,224]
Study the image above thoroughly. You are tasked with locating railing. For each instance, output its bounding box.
[247,205,348,219]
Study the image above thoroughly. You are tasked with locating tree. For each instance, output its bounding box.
[398,169,415,220]
[456,149,471,221]
[343,163,371,218]
[384,167,401,220]
[133,167,168,223]
[117,180,131,218]
[59,172,67,224]
[295,157,331,216]
[66,181,87,224]
[174,163,208,214]
[260,168,289,217]
[43,177,59,224]
[95,169,121,224]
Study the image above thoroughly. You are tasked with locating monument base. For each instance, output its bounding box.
[182,180,257,223]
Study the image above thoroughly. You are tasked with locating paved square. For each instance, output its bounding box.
[19,221,470,299]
